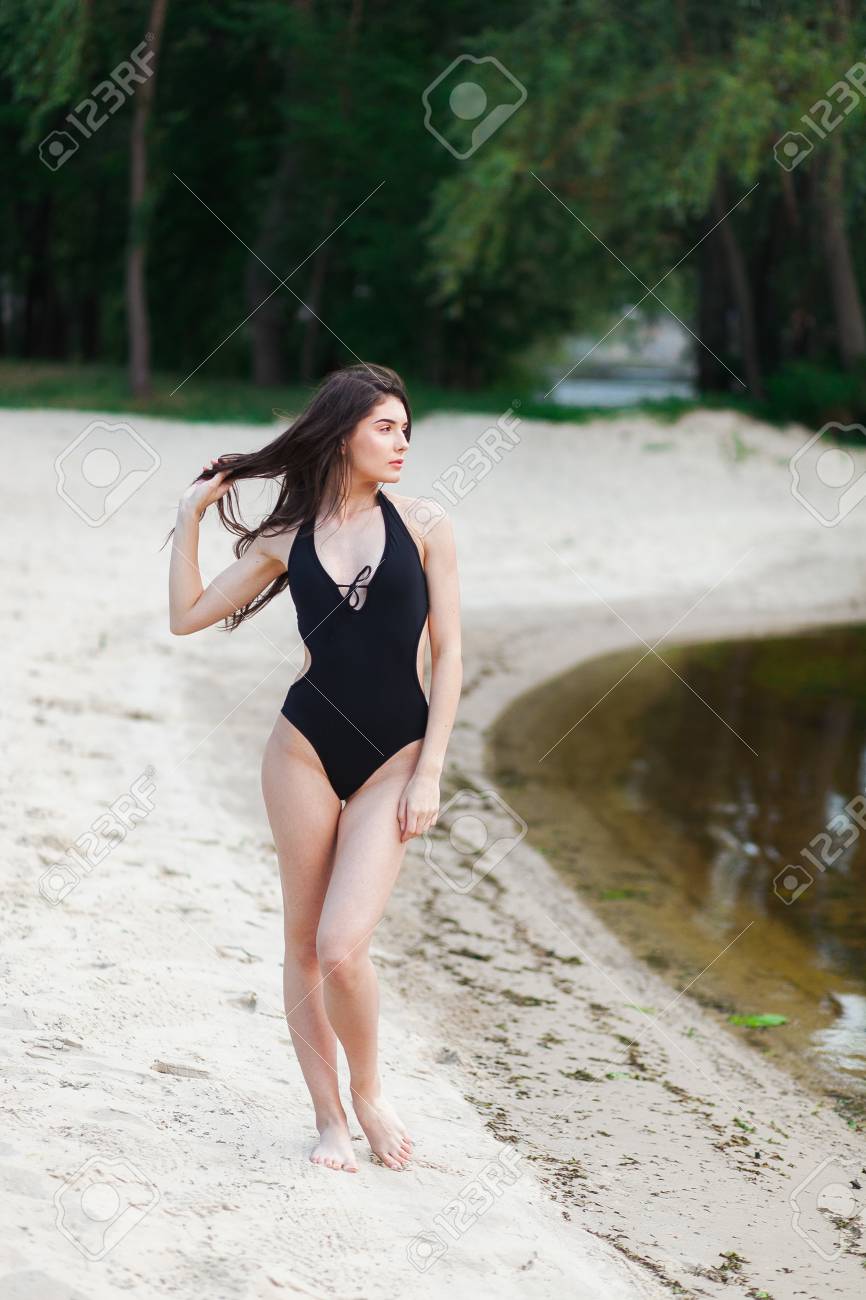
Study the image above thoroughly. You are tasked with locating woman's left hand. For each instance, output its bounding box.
[397,771,440,842]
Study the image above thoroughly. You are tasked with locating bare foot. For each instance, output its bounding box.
[350,1084,413,1170]
[310,1115,358,1173]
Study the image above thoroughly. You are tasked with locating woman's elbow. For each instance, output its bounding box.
[431,643,462,669]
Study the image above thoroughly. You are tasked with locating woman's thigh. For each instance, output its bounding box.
[261,714,343,942]
[317,739,423,957]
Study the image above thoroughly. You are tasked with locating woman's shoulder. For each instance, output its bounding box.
[384,490,452,559]
[384,489,449,524]
[251,520,305,573]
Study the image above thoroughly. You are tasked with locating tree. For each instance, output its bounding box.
[421,0,866,392]
[127,0,169,398]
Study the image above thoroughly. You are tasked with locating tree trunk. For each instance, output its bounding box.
[696,219,733,393]
[80,287,101,360]
[712,177,763,397]
[22,195,54,357]
[298,0,364,381]
[244,0,318,387]
[298,190,338,383]
[244,143,296,388]
[817,0,866,367]
[753,195,788,376]
[127,0,169,399]
[817,140,866,368]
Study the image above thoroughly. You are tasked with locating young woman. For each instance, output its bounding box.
[167,363,462,1174]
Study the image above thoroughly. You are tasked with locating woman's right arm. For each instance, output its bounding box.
[169,464,286,635]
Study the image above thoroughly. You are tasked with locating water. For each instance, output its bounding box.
[545,370,696,408]
[489,623,866,1099]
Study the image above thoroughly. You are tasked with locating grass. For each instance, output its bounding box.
[0,358,767,428]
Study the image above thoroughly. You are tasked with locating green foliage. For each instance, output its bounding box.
[763,361,866,427]
[422,0,866,388]
[0,0,88,139]
[728,1013,788,1028]
[0,0,865,403]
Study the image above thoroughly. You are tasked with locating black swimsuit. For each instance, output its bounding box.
[280,489,429,800]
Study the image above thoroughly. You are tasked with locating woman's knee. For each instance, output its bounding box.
[284,922,319,965]
[315,927,370,978]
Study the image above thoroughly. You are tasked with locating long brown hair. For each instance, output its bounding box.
[163,362,411,630]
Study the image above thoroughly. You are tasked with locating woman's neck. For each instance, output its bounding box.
[320,479,380,523]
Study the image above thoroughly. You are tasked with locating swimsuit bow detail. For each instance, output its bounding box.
[343,564,373,608]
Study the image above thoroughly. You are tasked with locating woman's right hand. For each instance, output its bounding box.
[179,458,233,520]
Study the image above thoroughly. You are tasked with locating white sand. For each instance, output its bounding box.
[2,404,865,1299]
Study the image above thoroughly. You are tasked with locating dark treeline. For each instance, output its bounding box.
[2,0,865,411]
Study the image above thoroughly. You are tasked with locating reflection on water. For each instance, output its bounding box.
[489,623,866,1098]
[814,993,866,1075]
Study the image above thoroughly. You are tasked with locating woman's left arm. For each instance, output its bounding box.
[398,508,462,841]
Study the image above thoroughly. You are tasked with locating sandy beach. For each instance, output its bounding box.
[2,403,865,1299]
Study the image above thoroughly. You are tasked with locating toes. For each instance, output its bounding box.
[311,1150,349,1170]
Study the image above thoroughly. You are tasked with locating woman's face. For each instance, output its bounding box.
[347,396,410,483]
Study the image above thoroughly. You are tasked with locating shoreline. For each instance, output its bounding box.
[486,601,866,1105]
